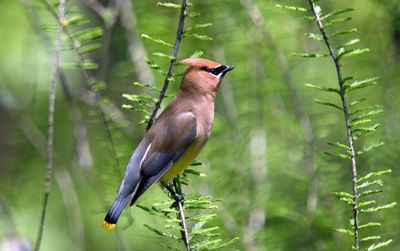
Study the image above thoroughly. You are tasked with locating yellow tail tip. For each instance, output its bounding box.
[102,220,116,231]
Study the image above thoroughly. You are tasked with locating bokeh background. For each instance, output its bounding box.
[0,0,399,250]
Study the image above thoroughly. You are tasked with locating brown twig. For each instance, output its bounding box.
[144,1,190,249]
[173,179,191,251]
[146,0,188,130]
[34,0,65,250]
[308,0,359,248]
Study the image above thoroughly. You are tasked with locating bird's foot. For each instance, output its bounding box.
[173,192,184,202]
[164,184,184,202]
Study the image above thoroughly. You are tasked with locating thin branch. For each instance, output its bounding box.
[34,0,65,250]
[143,1,190,249]
[177,202,190,250]
[40,0,122,178]
[308,1,359,249]
[173,179,191,251]
[146,0,188,130]
[22,3,128,248]
[23,0,96,170]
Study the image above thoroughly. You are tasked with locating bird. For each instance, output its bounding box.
[102,57,233,230]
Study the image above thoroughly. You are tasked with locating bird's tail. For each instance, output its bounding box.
[102,196,130,231]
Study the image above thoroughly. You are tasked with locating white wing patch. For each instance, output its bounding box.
[139,143,152,170]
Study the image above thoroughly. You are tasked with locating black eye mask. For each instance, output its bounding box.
[201,65,233,78]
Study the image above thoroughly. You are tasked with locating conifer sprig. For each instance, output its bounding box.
[279,1,397,249]
[123,1,237,250]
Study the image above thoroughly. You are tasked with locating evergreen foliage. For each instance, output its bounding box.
[122,1,238,250]
[0,0,399,250]
[279,1,397,250]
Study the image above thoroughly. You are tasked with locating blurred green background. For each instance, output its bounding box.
[0,0,399,250]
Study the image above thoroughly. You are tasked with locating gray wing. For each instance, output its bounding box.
[129,111,197,205]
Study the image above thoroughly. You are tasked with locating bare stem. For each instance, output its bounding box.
[142,1,190,249]
[308,1,359,249]
[173,179,191,251]
[146,0,188,130]
[34,1,65,250]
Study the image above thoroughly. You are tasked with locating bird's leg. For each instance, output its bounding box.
[173,178,185,203]
[163,183,184,202]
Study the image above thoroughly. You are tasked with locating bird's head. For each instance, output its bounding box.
[179,58,234,96]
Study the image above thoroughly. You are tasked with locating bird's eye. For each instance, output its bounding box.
[201,66,210,72]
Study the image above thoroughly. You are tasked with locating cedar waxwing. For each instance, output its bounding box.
[102,58,233,230]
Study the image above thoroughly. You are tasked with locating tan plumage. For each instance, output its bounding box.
[103,58,233,230]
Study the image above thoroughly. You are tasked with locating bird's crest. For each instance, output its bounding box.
[180,57,221,69]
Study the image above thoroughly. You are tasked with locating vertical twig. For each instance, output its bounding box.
[23,0,95,170]
[146,0,188,130]
[34,1,65,250]
[173,179,191,251]
[144,1,190,249]
[308,1,359,249]
[25,1,128,249]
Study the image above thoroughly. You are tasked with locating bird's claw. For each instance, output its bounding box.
[173,193,184,202]
[164,184,184,203]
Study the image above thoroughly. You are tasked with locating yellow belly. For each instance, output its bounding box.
[160,141,204,182]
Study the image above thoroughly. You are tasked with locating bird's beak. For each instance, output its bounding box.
[219,65,234,78]
[225,65,234,72]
